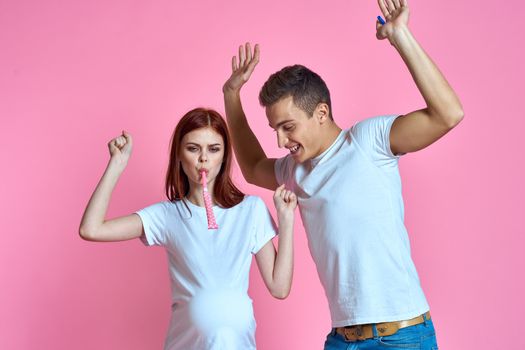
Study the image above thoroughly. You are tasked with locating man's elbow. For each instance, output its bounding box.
[441,103,465,129]
[432,107,464,130]
[243,168,263,186]
[447,108,464,129]
[245,173,258,185]
[237,165,255,185]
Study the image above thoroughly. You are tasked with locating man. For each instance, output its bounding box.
[222,0,463,348]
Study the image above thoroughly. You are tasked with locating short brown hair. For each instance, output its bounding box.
[165,108,244,208]
[259,64,333,120]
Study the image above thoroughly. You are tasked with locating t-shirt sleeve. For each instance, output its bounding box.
[274,155,295,189]
[350,115,402,168]
[250,197,278,254]
[135,202,169,246]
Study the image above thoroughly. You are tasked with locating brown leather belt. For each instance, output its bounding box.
[335,312,431,342]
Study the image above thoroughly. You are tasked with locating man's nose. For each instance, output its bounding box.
[277,131,288,148]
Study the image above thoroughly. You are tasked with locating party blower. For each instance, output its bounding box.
[200,170,219,230]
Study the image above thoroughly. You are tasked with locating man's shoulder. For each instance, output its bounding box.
[351,115,398,130]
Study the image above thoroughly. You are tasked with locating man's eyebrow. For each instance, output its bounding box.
[269,119,294,129]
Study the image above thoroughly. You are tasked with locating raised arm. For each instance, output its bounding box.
[255,185,297,299]
[223,43,278,190]
[376,0,464,155]
[79,132,143,242]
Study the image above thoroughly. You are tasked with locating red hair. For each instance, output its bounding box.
[165,108,244,208]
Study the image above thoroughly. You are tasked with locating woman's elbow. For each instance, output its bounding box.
[79,226,96,241]
[270,286,291,300]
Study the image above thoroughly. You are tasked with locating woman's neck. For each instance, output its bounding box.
[186,182,215,207]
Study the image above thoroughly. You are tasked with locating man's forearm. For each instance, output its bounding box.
[223,90,269,182]
[392,26,464,126]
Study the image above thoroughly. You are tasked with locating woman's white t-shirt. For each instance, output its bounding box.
[136,195,276,350]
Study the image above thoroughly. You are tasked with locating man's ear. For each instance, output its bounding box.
[315,103,330,124]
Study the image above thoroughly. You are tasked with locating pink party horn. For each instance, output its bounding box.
[200,170,219,230]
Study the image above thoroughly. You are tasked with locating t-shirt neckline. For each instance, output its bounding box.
[310,130,346,168]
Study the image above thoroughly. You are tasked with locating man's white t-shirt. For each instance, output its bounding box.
[275,115,429,327]
[136,195,276,350]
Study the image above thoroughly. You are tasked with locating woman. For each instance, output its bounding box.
[79,108,297,349]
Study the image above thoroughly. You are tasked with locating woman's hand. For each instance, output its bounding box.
[273,184,297,221]
[108,131,132,168]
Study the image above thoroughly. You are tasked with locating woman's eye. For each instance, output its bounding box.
[187,147,198,152]
[284,124,295,131]
[209,147,221,153]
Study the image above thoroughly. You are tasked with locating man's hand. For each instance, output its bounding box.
[376,0,410,44]
[223,43,260,94]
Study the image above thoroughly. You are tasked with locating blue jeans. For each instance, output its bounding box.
[324,315,439,349]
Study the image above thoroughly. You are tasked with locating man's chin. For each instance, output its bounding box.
[291,151,309,164]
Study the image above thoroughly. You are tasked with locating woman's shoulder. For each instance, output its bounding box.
[154,200,179,208]
[242,195,270,214]
[228,195,266,210]
[219,196,269,225]
[140,199,188,214]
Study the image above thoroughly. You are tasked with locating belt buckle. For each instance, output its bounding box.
[377,321,401,337]
[343,325,366,342]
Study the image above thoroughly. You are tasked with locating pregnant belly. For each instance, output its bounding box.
[187,289,254,335]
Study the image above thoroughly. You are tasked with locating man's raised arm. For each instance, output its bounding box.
[223,43,279,190]
[376,0,464,155]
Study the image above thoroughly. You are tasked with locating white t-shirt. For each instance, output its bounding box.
[136,195,276,350]
[275,115,429,327]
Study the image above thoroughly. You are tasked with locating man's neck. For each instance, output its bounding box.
[317,122,342,156]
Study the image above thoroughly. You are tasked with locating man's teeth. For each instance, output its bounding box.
[289,145,300,153]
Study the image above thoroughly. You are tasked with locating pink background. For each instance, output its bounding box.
[1,0,523,349]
